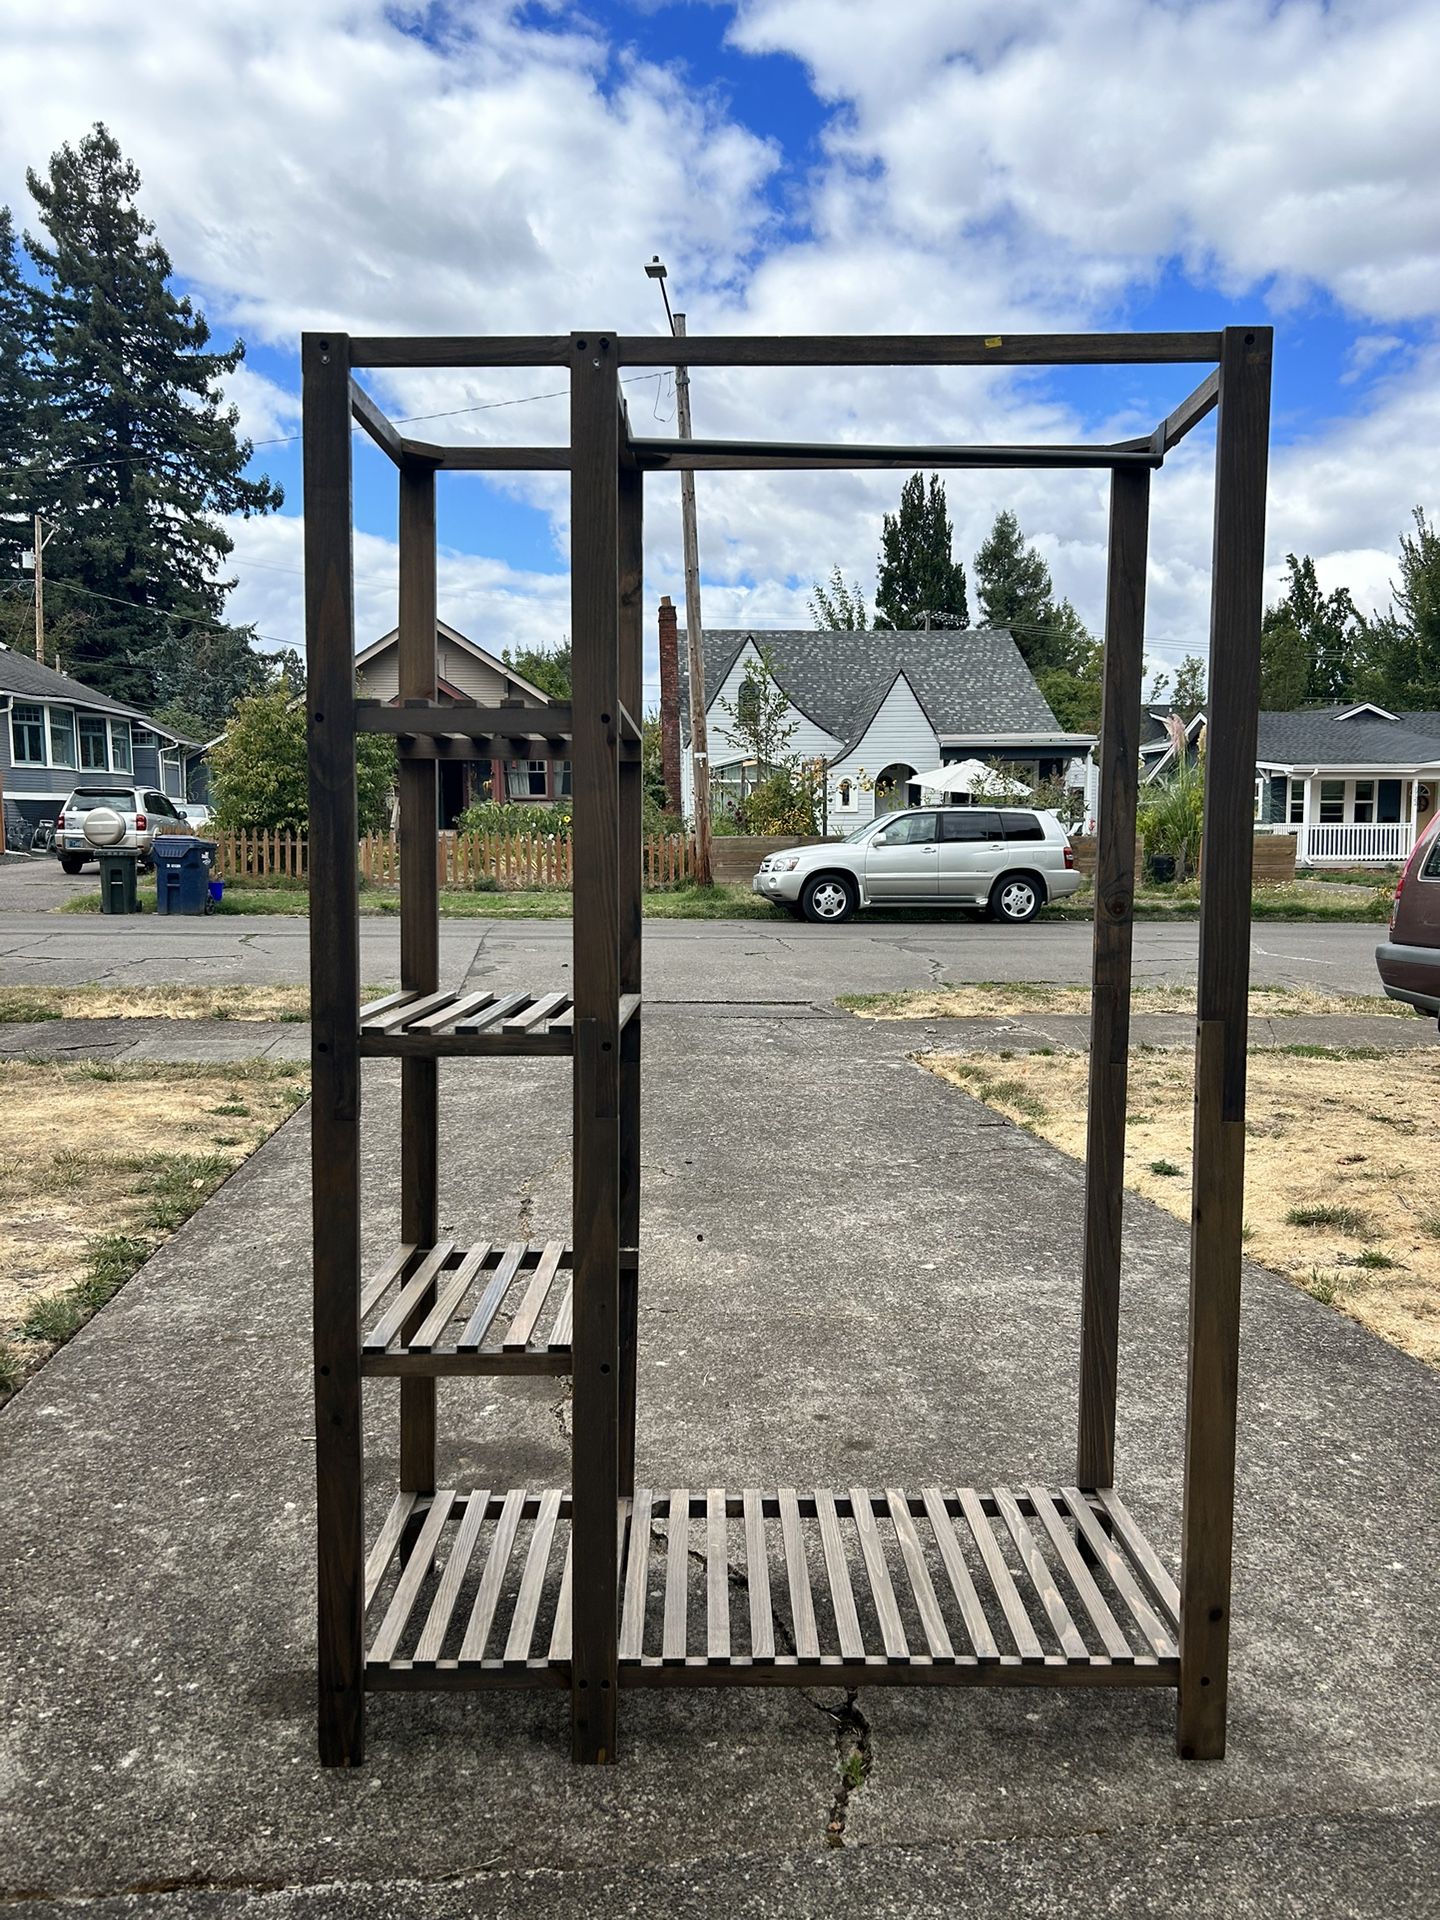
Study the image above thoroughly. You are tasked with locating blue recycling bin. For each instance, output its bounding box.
[152,835,218,915]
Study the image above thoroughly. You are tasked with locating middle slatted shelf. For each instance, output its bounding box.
[360,1239,576,1375]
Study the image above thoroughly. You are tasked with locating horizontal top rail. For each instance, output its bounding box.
[345,331,1225,372]
[630,437,1164,473]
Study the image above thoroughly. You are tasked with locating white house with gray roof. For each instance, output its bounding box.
[675,626,1094,828]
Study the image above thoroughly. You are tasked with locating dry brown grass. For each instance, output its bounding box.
[0,1060,308,1331]
[924,1044,1440,1368]
[845,982,1409,1021]
[0,983,315,1023]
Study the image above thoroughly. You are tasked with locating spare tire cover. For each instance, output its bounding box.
[82,807,128,848]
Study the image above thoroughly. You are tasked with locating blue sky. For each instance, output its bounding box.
[2,0,1438,703]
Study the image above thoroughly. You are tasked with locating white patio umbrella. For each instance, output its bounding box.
[909,758,997,797]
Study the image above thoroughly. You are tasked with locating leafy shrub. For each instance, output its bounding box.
[457,799,572,839]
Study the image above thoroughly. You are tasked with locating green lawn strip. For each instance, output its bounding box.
[0,1060,308,1405]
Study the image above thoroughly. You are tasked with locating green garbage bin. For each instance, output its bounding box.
[98,851,140,914]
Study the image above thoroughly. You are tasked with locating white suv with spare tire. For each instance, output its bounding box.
[752,806,1082,924]
[53,784,194,873]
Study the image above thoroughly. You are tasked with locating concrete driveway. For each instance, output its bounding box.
[1,974,1436,1913]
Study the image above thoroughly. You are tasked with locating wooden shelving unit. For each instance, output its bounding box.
[304,323,1271,1768]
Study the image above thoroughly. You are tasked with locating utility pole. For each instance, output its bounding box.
[646,258,712,886]
[32,514,51,665]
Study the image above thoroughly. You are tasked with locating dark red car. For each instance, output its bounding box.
[1376,813,1440,1018]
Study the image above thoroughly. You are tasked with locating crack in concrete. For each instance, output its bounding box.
[816,1688,874,1847]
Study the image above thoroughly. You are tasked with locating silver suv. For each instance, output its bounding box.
[54,784,193,873]
[753,806,1082,924]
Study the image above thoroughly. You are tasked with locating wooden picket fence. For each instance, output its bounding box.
[210,828,697,891]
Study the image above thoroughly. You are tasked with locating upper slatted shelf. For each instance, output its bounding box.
[363,1484,1180,1690]
[358,989,639,1056]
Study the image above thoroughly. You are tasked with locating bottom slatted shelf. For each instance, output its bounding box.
[363,1485,1180,1692]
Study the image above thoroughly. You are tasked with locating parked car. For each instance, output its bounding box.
[179,802,213,831]
[752,806,1082,924]
[1375,813,1440,1018]
[53,784,195,873]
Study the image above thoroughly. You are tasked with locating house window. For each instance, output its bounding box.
[1319,780,1345,824]
[49,708,76,769]
[1353,779,1375,824]
[110,720,133,774]
[1289,779,1305,824]
[554,760,572,798]
[737,678,761,730]
[838,778,853,808]
[11,703,45,764]
[159,747,184,798]
[1253,776,1264,822]
[506,758,548,799]
[78,715,109,770]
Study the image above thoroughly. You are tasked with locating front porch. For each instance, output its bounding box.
[1261,770,1435,867]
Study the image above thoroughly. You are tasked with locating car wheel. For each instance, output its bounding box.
[801,872,857,924]
[59,856,86,875]
[989,871,1044,924]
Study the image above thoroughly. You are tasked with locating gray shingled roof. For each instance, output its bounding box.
[679,627,1072,745]
[0,643,154,723]
[1255,706,1440,768]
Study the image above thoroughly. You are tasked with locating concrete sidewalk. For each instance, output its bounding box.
[1,1007,1437,1914]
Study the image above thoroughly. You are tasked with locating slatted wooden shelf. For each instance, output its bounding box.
[360,1240,577,1375]
[363,1485,1179,1691]
[358,989,640,1057]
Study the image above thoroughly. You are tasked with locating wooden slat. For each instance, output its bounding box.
[993,1486,1088,1660]
[502,991,569,1033]
[1095,1488,1181,1626]
[412,1491,489,1664]
[1025,1487,1133,1661]
[409,1244,491,1351]
[850,1487,909,1660]
[921,1488,999,1659]
[358,989,416,1023]
[619,1488,653,1660]
[548,1534,573,1663]
[363,1241,455,1351]
[815,1490,864,1660]
[1077,462,1150,1489]
[616,331,1223,368]
[369,1491,456,1664]
[886,1490,954,1662]
[663,1489,689,1664]
[349,336,572,368]
[505,1242,565,1351]
[549,1005,575,1030]
[455,1243,526,1350]
[363,1492,418,1609]
[505,1489,563,1664]
[1159,367,1220,452]
[457,1488,526,1662]
[1061,1489,1178,1658]
[454,992,530,1033]
[631,437,1159,473]
[408,990,496,1032]
[359,1244,416,1319]
[778,1488,818,1659]
[546,1279,574,1352]
[743,1489,774,1663]
[958,1488,1044,1661]
[1181,325,1273,1762]
[706,1489,730,1661]
[362,989,454,1034]
[355,700,571,736]
[403,441,571,471]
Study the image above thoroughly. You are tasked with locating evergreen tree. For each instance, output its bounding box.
[1259,553,1362,707]
[0,205,41,599]
[972,508,1068,674]
[24,124,281,709]
[808,564,869,630]
[874,474,969,629]
[1355,509,1440,710]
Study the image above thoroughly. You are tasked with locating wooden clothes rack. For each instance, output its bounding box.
[304,326,1271,1767]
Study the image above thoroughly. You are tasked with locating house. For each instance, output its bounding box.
[662,602,1094,827]
[1,644,200,841]
[1253,704,1440,865]
[1146,701,1440,865]
[355,619,564,825]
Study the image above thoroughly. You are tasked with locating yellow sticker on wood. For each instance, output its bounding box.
[985,337,1003,347]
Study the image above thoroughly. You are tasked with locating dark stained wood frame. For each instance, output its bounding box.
[309,325,1271,1769]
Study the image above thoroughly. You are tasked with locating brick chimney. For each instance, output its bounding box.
[657,595,682,813]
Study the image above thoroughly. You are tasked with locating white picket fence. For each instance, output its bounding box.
[1295,821,1413,867]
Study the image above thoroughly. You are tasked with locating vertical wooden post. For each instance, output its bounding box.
[1179,326,1272,1761]
[303,332,364,1767]
[569,332,621,1763]
[397,457,440,1494]
[617,459,644,1499]
[1076,465,1150,1489]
